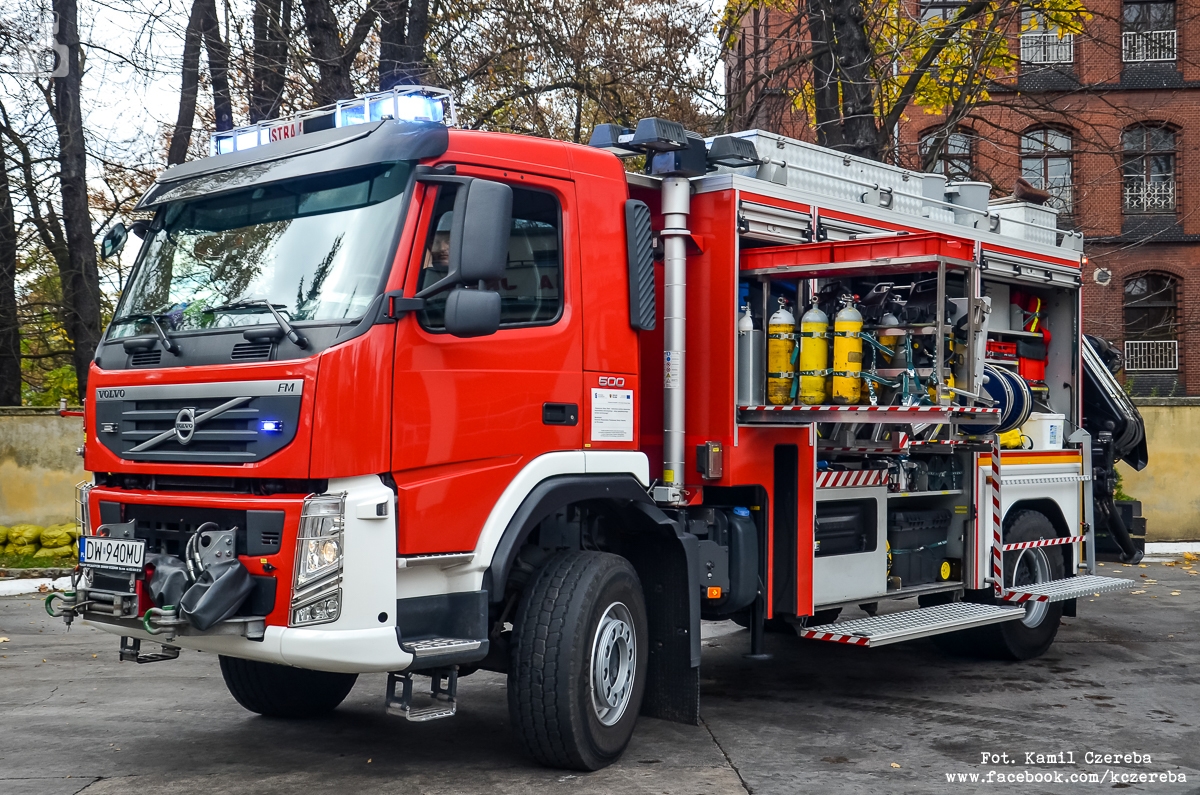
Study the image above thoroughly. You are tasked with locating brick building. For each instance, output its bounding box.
[727,0,1200,394]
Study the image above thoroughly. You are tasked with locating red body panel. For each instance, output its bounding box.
[87,486,301,628]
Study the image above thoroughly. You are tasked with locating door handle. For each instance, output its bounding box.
[542,403,579,426]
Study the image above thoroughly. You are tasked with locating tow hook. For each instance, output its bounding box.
[119,636,181,664]
[142,606,188,641]
[44,591,79,629]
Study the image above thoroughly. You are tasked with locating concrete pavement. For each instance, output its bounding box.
[1,559,1197,794]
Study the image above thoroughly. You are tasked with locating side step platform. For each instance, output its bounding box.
[1001,574,1130,604]
[798,602,1025,647]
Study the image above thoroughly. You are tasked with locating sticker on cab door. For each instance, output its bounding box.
[591,389,634,442]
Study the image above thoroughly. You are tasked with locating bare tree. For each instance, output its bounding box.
[0,137,18,405]
[50,0,101,400]
[379,0,430,89]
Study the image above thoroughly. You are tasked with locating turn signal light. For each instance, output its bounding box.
[707,586,722,600]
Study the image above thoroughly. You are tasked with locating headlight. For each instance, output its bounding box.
[294,493,344,588]
[290,493,345,627]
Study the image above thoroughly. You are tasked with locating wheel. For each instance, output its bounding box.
[508,550,648,771]
[934,510,1065,660]
[218,656,357,718]
[991,510,1066,660]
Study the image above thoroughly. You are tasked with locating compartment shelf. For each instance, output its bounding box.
[738,404,1001,426]
[889,489,963,498]
[987,328,1043,338]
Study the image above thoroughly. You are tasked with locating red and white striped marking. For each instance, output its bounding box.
[798,629,870,646]
[991,441,1004,597]
[1002,536,1082,551]
[743,404,1000,415]
[1000,590,1051,604]
[816,469,888,489]
[819,432,909,454]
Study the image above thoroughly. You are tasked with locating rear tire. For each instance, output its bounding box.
[508,550,648,771]
[934,510,1064,660]
[219,656,357,718]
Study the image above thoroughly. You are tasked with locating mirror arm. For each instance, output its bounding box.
[414,274,459,300]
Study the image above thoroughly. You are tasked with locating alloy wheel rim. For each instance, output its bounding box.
[1013,547,1052,627]
[590,601,636,726]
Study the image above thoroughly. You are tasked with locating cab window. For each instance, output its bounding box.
[418,185,563,329]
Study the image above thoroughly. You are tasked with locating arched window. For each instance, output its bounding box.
[1020,128,1073,212]
[1124,273,1177,340]
[1123,272,1178,373]
[919,128,973,180]
[1123,124,1176,213]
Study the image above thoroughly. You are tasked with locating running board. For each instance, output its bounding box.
[799,602,1025,647]
[403,637,483,658]
[1001,574,1130,604]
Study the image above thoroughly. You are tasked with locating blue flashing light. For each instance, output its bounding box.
[209,86,456,157]
[260,420,284,433]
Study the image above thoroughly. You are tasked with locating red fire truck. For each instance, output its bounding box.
[52,86,1148,771]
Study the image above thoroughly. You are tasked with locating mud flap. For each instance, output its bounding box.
[622,501,701,725]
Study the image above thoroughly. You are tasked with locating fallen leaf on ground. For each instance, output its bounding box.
[1170,591,1182,596]
[891,763,901,768]
[0,637,9,643]
[1131,590,1146,594]
[1183,552,1198,562]
[1138,564,1148,568]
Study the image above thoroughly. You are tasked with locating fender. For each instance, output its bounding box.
[483,472,703,725]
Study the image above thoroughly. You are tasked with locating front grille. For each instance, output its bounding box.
[94,472,327,495]
[231,341,273,361]
[93,380,303,464]
[131,350,162,367]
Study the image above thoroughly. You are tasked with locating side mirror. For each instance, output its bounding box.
[444,287,500,338]
[452,179,512,283]
[100,223,128,260]
[416,177,512,298]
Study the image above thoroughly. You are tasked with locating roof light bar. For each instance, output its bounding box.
[210,86,457,157]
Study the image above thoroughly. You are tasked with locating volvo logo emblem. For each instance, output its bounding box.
[174,408,197,445]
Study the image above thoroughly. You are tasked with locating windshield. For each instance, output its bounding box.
[109,162,412,338]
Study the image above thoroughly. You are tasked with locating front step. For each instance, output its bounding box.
[798,602,1025,647]
[1002,574,1131,604]
[403,637,482,658]
[386,668,458,721]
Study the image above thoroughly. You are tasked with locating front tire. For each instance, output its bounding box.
[219,656,357,718]
[508,551,648,771]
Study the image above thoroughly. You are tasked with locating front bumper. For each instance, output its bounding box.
[81,616,414,674]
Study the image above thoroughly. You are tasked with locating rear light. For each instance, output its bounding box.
[290,493,345,627]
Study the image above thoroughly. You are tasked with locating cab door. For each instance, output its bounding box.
[391,170,583,554]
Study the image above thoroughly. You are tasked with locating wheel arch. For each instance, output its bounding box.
[1005,498,1074,572]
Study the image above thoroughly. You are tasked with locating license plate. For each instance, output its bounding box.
[80,536,146,571]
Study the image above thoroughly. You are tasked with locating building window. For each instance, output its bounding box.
[919,129,973,180]
[1123,273,1178,372]
[1123,0,1176,61]
[1020,13,1075,64]
[920,0,969,22]
[1122,125,1176,213]
[1020,128,1073,212]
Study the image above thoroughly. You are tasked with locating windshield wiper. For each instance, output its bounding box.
[205,299,309,349]
[110,312,180,355]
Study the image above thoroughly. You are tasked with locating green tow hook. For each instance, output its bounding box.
[143,606,175,636]
[45,591,74,617]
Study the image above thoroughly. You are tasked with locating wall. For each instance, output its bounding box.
[1119,398,1200,541]
[0,408,87,527]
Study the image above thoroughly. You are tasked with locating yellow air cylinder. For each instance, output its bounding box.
[832,297,863,405]
[798,299,829,405]
[767,298,797,405]
[878,313,902,365]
